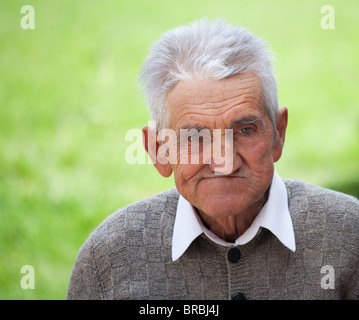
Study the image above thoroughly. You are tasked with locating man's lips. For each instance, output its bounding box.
[202,175,245,179]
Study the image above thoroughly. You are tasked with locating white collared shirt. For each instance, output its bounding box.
[172,171,296,261]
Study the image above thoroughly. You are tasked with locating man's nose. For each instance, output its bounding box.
[209,130,242,175]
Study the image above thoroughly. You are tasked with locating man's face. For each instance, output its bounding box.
[163,72,287,220]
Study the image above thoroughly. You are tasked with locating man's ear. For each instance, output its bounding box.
[142,125,173,177]
[272,106,288,163]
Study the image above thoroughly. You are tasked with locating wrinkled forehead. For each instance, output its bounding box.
[166,72,267,130]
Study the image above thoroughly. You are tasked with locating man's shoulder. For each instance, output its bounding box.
[283,178,359,210]
[283,178,359,236]
[67,188,180,299]
[107,187,180,222]
[85,188,180,247]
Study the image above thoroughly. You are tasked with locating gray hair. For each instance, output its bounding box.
[138,18,279,132]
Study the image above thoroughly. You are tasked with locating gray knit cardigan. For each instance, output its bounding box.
[67,179,359,300]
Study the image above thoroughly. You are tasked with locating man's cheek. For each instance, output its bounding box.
[251,142,272,161]
[174,164,199,186]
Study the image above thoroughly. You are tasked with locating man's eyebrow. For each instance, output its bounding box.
[178,125,209,131]
[177,115,265,131]
[231,115,265,127]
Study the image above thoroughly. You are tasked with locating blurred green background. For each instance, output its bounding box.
[0,0,358,299]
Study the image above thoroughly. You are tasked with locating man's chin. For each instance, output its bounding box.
[196,196,248,218]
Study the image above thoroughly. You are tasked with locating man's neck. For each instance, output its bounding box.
[196,189,269,243]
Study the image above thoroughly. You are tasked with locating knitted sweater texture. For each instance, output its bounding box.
[67,179,359,300]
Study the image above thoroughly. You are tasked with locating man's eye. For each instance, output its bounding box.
[240,127,255,135]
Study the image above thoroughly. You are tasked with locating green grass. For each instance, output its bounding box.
[1,0,358,299]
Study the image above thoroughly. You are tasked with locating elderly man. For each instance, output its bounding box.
[67,19,359,300]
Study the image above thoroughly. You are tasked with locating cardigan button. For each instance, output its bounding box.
[231,292,246,300]
[227,248,241,263]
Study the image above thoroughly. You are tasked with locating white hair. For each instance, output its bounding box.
[138,18,279,132]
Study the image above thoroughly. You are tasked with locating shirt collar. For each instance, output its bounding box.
[172,171,296,261]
